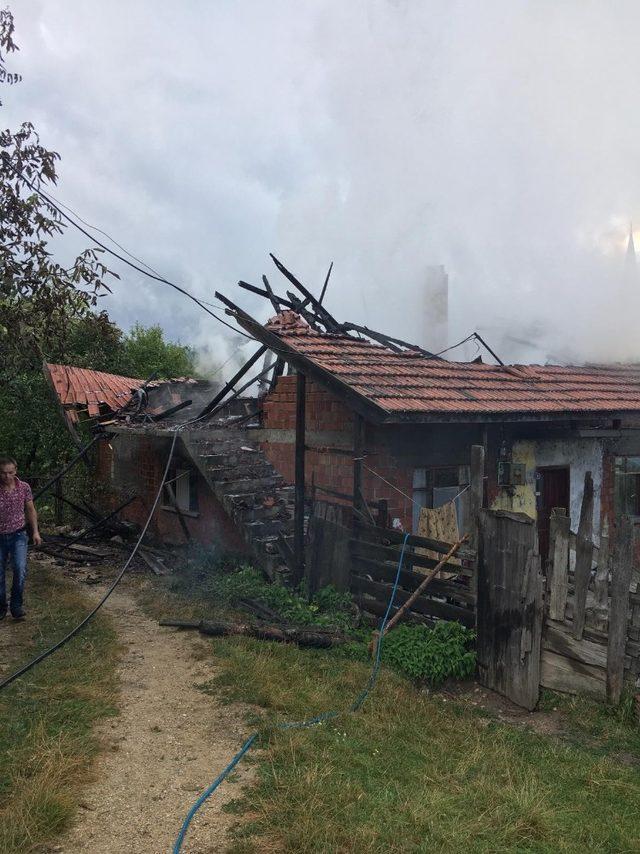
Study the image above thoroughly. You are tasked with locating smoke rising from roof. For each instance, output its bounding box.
[6,2,640,368]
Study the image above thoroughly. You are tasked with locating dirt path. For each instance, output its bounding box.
[61,584,252,854]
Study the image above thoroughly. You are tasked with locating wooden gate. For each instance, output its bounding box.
[477,509,544,710]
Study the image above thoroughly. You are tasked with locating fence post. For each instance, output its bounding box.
[548,509,570,621]
[470,444,485,628]
[353,414,365,523]
[594,517,610,631]
[572,471,594,640]
[607,515,634,705]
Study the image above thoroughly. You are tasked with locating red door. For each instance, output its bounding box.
[536,467,570,562]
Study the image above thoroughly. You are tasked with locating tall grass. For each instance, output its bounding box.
[204,637,640,853]
[0,566,119,853]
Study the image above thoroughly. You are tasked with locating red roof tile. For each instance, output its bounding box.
[45,363,144,423]
[264,312,640,419]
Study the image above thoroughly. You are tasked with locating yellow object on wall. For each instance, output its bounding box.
[490,441,537,520]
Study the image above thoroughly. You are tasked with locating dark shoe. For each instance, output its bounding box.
[11,608,25,621]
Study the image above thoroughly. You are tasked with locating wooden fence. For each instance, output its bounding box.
[348,522,477,628]
[306,467,640,709]
[541,481,638,704]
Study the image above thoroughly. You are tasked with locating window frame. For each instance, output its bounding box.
[161,466,200,517]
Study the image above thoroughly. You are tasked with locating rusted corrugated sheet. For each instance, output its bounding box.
[265,312,640,417]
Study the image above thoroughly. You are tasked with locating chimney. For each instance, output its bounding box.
[424,265,449,354]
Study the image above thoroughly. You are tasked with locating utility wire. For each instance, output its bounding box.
[2,159,254,342]
[0,433,178,693]
[173,533,411,853]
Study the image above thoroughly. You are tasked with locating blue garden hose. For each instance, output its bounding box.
[173,532,410,853]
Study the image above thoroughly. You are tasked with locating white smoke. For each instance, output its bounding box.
[6,1,640,369]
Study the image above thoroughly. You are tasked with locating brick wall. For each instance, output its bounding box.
[261,375,415,530]
[95,433,246,551]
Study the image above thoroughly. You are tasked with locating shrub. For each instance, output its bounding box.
[169,551,355,630]
[382,621,476,685]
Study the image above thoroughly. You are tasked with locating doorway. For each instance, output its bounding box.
[536,466,570,562]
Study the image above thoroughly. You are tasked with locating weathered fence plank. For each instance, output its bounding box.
[572,471,594,640]
[306,510,352,594]
[548,510,570,621]
[353,521,476,560]
[477,509,543,710]
[351,575,475,626]
[350,539,474,577]
[541,650,606,699]
[351,556,475,604]
[607,515,634,705]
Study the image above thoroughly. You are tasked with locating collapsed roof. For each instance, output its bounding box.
[214,256,640,424]
[43,363,218,428]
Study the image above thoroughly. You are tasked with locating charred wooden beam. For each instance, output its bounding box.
[214,290,385,423]
[262,275,282,314]
[319,262,333,305]
[201,361,280,423]
[342,322,437,357]
[33,433,107,501]
[164,482,191,542]
[475,333,505,366]
[150,399,192,422]
[197,346,267,418]
[268,358,285,394]
[270,254,343,333]
[50,494,138,554]
[294,371,306,584]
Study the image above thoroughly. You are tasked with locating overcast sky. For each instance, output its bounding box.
[5,1,640,370]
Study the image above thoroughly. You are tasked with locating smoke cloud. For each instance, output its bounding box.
[5,1,640,369]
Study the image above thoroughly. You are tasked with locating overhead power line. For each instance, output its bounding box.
[3,158,254,342]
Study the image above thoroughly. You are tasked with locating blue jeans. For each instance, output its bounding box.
[0,530,28,614]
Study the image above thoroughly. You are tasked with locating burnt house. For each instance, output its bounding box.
[44,260,640,708]
[45,300,640,573]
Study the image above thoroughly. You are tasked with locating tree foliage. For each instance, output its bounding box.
[0,7,116,374]
[0,9,198,490]
[118,323,197,380]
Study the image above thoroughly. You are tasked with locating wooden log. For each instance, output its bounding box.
[159,617,342,648]
[607,515,634,705]
[548,511,570,621]
[572,472,594,640]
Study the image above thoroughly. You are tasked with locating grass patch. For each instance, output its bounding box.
[203,637,640,853]
[0,564,119,853]
[538,688,640,757]
[137,551,640,851]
